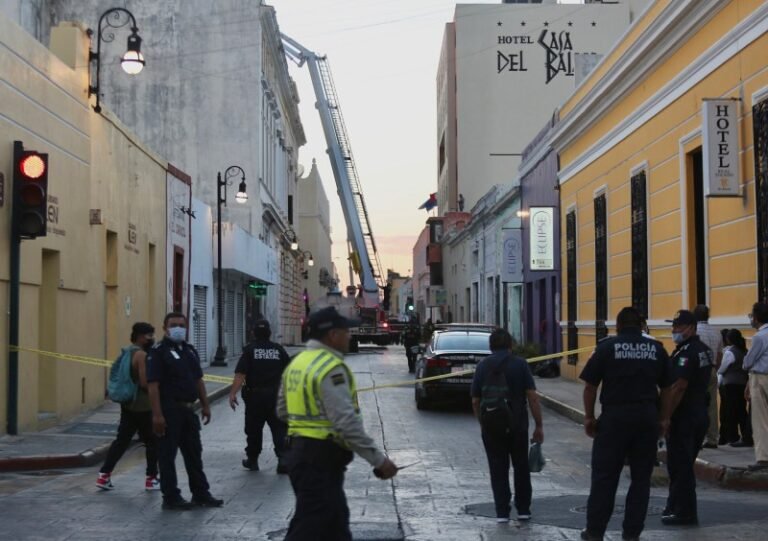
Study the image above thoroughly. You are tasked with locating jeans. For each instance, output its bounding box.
[157,404,211,502]
[100,406,157,477]
[586,405,658,537]
[481,421,531,518]
[244,388,287,460]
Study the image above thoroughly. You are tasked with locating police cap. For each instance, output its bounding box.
[308,306,358,336]
[666,309,697,326]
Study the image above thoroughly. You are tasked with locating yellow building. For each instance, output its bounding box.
[552,0,768,379]
[0,16,178,432]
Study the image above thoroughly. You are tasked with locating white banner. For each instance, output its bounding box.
[501,229,523,283]
[702,99,741,197]
[530,207,555,270]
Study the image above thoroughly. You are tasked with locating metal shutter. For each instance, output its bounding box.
[226,290,235,357]
[193,286,207,364]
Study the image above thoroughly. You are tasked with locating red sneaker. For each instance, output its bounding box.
[96,473,114,491]
[145,475,160,491]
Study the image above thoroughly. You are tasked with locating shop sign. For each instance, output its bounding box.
[530,207,554,270]
[502,229,523,283]
[702,99,741,197]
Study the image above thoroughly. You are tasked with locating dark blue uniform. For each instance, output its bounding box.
[580,329,671,539]
[147,337,211,504]
[235,339,291,462]
[665,335,713,521]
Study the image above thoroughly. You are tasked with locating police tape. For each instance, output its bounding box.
[9,344,596,394]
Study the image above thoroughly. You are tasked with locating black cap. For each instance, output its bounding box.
[253,319,271,332]
[307,306,358,335]
[666,310,697,326]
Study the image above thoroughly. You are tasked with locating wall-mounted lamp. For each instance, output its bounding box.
[302,250,315,267]
[516,209,530,218]
[87,7,145,113]
[286,228,299,251]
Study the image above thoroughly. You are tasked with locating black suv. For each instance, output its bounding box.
[414,327,493,410]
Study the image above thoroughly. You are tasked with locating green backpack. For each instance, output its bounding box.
[479,355,524,437]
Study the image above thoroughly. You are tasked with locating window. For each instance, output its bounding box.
[753,99,768,302]
[439,133,446,173]
[686,149,707,306]
[594,194,608,341]
[631,171,648,317]
[288,195,294,225]
[566,210,578,363]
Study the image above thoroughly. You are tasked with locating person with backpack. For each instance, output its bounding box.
[96,322,159,491]
[470,328,544,524]
[579,307,672,541]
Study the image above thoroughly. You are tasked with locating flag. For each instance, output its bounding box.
[418,193,437,211]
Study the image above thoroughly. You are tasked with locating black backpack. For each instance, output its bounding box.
[479,355,524,437]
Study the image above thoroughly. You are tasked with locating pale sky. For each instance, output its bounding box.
[268,1,583,281]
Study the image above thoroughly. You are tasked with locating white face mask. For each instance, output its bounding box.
[168,326,186,343]
[672,332,685,345]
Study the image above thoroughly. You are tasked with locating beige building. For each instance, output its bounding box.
[0,15,181,433]
[297,160,334,310]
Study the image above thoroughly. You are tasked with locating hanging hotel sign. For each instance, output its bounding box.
[702,99,741,197]
[530,207,555,271]
[501,229,523,283]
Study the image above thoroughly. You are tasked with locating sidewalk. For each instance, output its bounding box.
[536,376,768,491]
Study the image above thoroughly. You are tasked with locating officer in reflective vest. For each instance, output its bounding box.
[277,306,398,541]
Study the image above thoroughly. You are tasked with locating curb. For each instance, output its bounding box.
[0,383,233,473]
[537,389,768,491]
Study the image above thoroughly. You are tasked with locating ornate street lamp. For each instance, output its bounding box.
[87,7,145,113]
[302,250,315,267]
[212,166,247,367]
[286,228,299,251]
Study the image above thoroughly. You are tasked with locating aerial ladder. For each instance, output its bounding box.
[282,35,385,309]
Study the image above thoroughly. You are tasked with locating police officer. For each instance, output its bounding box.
[229,319,291,473]
[579,307,671,541]
[277,306,399,540]
[402,318,421,373]
[147,312,223,511]
[659,309,713,526]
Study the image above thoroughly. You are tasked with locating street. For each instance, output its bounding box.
[1,346,767,541]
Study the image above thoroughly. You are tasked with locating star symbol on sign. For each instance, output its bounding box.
[521,21,526,27]
[568,21,573,27]
[591,21,597,27]
[497,21,503,27]
[543,21,549,27]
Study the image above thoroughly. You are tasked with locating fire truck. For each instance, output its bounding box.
[283,36,390,352]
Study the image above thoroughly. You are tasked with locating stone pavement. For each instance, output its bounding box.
[535,376,768,490]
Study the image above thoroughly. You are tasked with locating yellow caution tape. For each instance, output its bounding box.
[9,343,595,394]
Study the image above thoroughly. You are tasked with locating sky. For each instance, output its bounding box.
[268,1,583,282]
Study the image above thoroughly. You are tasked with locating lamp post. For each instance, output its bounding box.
[212,166,247,367]
[302,250,314,268]
[286,228,299,251]
[87,7,145,113]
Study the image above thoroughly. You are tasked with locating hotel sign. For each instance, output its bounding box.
[530,207,554,271]
[501,229,523,283]
[702,99,740,197]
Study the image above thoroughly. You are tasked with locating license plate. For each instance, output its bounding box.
[451,366,465,373]
[463,364,476,371]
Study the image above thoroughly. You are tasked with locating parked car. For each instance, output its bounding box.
[414,327,493,410]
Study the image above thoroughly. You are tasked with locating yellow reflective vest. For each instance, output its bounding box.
[283,348,358,442]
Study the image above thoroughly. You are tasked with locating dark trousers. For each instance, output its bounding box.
[720,384,752,444]
[100,406,158,477]
[481,421,531,518]
[157,404,210,502]
[666,411,708,519]
[586,405,658,537]
[284,437,354,541]
[244,388,287,460]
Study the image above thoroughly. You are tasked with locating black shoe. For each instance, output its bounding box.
[661,514,698,526]
[730,440,754,448]
[622,533,640,541]
[701,442,718,449]
[242,458,259,471]
[162,498,194,511]
[580,529,603,541]
[276,461,289,475]
[747,461,768,471]
[192,494,224,508]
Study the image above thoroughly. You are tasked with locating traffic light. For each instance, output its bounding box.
[12,141,48,239]
[406,296,414,312]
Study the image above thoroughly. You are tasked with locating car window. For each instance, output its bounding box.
[434,333,490,352]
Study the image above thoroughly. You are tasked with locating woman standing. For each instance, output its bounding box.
[718,329,753,447]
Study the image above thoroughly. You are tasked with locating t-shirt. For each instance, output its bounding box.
[669,335,713,417]
[146,337,204,403]
[235,339,291,389]
[470,350,535,402]
[580,328,671,407]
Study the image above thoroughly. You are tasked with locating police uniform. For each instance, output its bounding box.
[664,333,713,522]
[147,336,218,507]
[402,322,421,373]
[235,334,290,468]
[276,308,387,541]
[580,327,671,539]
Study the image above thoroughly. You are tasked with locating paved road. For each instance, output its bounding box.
[1,346,766,540]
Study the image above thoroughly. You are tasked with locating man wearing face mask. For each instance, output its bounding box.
[659,310,713,526]
[97,322,159,491]
[147,312,223,510]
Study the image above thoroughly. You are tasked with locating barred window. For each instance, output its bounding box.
[753,100,768,303]
[631,171,648,317]
[566,210,578,363]
[594,194,608,342]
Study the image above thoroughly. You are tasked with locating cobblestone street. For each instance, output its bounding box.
[0,346,766,540]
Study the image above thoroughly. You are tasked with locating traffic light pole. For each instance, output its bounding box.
[7,223,21,435]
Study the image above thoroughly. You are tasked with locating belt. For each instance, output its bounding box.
[175,401,196,409]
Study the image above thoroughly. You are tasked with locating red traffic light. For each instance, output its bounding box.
[19,154,46,179]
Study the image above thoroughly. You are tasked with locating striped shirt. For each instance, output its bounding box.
[697,322,723,365]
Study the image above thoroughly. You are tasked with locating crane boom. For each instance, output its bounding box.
[282,35,384,308]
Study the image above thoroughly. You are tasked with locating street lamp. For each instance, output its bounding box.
[302,250,315,267]
[87,7,145,113]
[286,228,299,251]
[212,165,247,367]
